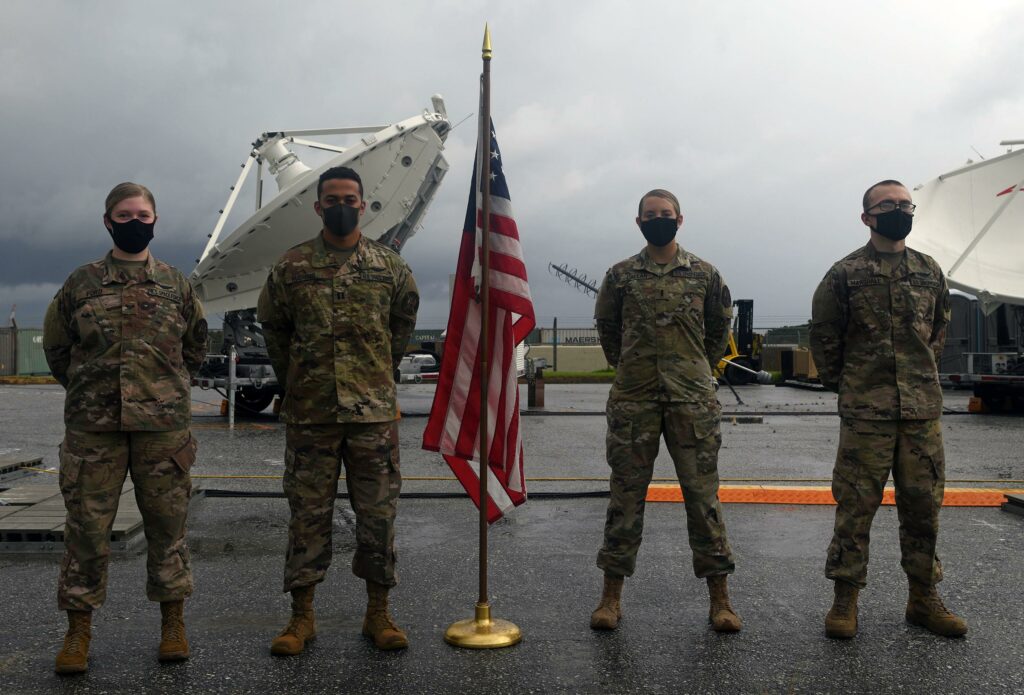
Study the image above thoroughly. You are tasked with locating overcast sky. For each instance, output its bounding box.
[3,0,1022,329]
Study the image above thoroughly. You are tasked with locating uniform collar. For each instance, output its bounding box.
[101,251,157,285]
[864,241,929,277]
[311,232,365,269]
[633,244,691,274]
[903,246,930,274]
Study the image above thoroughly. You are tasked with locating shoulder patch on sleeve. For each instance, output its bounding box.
[721,284,732,308]
[195,318,209,344]
[401,292,420,316]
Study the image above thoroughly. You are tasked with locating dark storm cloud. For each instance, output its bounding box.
[3,1,1022,330]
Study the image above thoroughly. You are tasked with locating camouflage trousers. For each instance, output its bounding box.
[283,421,401,592]
[597,400,735,579]
[58,428,196,610]
[826,417,945,589]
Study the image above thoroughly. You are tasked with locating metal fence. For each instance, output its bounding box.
[763,325,810,348]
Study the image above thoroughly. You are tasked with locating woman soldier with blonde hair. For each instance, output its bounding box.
[43,182,208,674]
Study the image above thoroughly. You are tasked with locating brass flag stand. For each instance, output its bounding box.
[444,24,522,650]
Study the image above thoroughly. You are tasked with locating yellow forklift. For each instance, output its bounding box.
[715,299,769,387]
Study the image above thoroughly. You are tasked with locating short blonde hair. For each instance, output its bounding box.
[638,189,680,216]
[104,182,156,217]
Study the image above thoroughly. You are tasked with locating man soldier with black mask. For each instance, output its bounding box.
[810,180,966,639]
[258,166,419,655]
[590,189,741,633]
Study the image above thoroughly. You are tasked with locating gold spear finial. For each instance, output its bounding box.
[482,23,492,60]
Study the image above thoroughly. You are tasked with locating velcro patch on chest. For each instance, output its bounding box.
[670,269,706,279]
[74,288,116,306]
[286,272,319,284]
[847,277,885,287]
[907,275,939,288]
[360,271,392,283]
[146,287,182,303]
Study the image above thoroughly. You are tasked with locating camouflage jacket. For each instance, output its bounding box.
[595,245,732,403]
[809,242,950,420]
[43,252,208,431]
[257,233,419,424]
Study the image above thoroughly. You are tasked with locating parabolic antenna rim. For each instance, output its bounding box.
[911,144,1024,308]
[189,105,451,315]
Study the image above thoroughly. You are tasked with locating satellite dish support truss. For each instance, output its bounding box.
[199,125,389,267]
[947,170,1024,279]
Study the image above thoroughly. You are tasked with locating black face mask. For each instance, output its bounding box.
[322,204,360,236]
[872,209,913,241]
[639,217,678,247]
[107,218,154,254]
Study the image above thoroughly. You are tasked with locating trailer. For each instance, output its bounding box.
[947,351,1024,412]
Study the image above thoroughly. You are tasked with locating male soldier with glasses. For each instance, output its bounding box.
[810,179,967,639]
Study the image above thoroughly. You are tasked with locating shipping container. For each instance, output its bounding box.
[16,329,49,375]
[538,328,601,345]
[0,328,14,376]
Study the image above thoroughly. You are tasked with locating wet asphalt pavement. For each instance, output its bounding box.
[1,383,1023,694]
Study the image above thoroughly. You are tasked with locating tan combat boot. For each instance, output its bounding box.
[362,582,408,650]
[906,582,968,637]
[825,581,859,639]
[55,609,92,675]
[590,575,624,630]
[270,585,317,656]
[707,575,742,632]
[158,600,190,662]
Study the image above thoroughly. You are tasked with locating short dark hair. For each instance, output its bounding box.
[317,166,363,200]
[638,188,681,217]
[862,179,905,211]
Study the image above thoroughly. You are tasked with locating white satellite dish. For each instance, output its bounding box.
[191,96,451,314]
[912,142,1024,313]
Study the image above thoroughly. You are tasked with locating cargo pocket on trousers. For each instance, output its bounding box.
[927,452,945,485]
[58,442,85,509]
[169,434,197,473]
[692,411,722,475]
[605,403,634,462]
[387,422,401,473]
[692,411,721,440]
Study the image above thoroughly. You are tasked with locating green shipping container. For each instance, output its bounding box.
[17,329,50,375]
[0,328,14,375]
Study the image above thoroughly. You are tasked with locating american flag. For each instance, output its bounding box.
[422,120,535,523]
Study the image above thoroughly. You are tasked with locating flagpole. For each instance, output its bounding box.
[445,23,521,649]
[478,20,492,613]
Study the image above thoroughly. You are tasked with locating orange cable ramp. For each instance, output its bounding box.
[646,484,1023,507]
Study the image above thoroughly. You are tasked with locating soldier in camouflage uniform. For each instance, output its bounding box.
[257,166,418,655]
[590,189,741,633]
[43,182,208,674]
[810,179,967,639]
